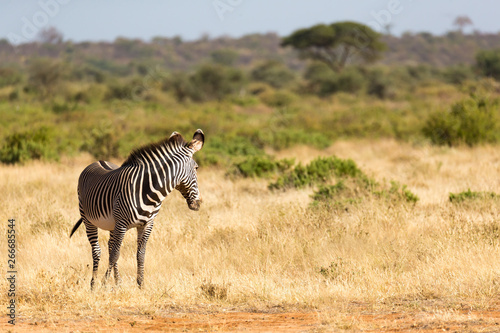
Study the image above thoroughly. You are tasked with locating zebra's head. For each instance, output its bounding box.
[175,129,204,211]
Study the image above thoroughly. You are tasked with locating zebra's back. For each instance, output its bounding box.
[78,161,123,231]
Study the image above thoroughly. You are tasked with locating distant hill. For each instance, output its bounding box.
[1,30,500,71]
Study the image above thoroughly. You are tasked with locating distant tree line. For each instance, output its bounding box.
[1,26,500,71]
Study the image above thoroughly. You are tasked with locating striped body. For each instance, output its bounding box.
[78,159,171,231]
[72,130,204,289]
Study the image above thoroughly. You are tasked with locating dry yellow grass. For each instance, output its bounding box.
[1,140,500,330]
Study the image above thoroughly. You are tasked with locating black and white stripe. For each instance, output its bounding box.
[71,130,204,289]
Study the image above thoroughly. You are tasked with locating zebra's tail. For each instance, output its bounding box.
[70,218,83,238]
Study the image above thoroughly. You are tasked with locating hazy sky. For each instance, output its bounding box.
[2,0,499,44]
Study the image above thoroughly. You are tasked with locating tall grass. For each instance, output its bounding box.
[1,141,500,322]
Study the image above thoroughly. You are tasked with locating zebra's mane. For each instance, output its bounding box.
[121,133,187,166]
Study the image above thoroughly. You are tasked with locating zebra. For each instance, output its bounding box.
[70,129,204,289]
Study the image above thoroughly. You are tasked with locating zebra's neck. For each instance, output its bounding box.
[122,137,192,202]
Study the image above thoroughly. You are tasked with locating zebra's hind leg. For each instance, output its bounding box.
[83,219,101,290]
[103,225,126,286]
[136,221,154,288]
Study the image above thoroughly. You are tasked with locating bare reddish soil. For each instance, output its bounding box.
[3,309,500,332]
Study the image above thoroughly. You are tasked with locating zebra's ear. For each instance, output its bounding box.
[188,129,204,153]
[169,131,180,138]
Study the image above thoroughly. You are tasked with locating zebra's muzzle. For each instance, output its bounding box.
[188,199,201,211]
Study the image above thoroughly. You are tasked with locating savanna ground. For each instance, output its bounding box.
[2,139,500,332]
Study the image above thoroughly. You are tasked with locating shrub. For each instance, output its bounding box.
[0,127,59,164]
[449,189,499,203]
[251,60,296,89]
[304,63,364,96]
[311,181,358,208]
[231,155,294,178]
[211,49,239,66]
[366,68,395,99]
[164,72,197,102]
[311,179,419,209]
[105,79,141,100]
[443,65,475,85]
[0,67,22,87]
[269,156,369,190]
[195,135,265,167]
[164,65,246,102]
[27,58,64,98]
[189,64,245,102]
[51,101,76,114]
[8,90,19,101]
[385,181,419,204]
[247,82,273,96]
[476,49,500,81]
[335,67,365,93]
[423,96,499,146]
[229,95,259,107]
[304,62,337,96]
[81,123,121,160]
[259,90,296,107]
[269,155,419,208]
[70,65,106,83]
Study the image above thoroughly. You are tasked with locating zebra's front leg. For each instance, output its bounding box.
[83,220,101,290]
[136,221,154,288]
[103,225,126,286]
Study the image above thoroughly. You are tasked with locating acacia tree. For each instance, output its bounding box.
[453,16,473,33]
[282,21,386,72]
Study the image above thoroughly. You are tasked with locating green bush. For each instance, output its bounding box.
[366,68,394,99]
[335,67,365,93]
[443,65,475,85]
[449,189,498,203]
[70,65,107,83]
[231,155,294,178]
[311,181,356,208]
[81,123,121,160]
[8,90,19,101]
[304,63,364,96]
[251,60,296,89]
[211,49,239,66]
[0,67,22,87]
[195,135,265,167]
[164,72,197,102]
[105,82,131,100]
[0,127,59,164]
[311,179,419,209]
[259,90,296,107]
[423,96,499,146]
[27,58,64,98]
[51,101,76,114]
[304,62,337,96]
[269,155,419,208]
[189,64,246,102]
[476,49,500,81]
[164,65,246,102]
[385,181,419,204]
[269,156,369,190]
